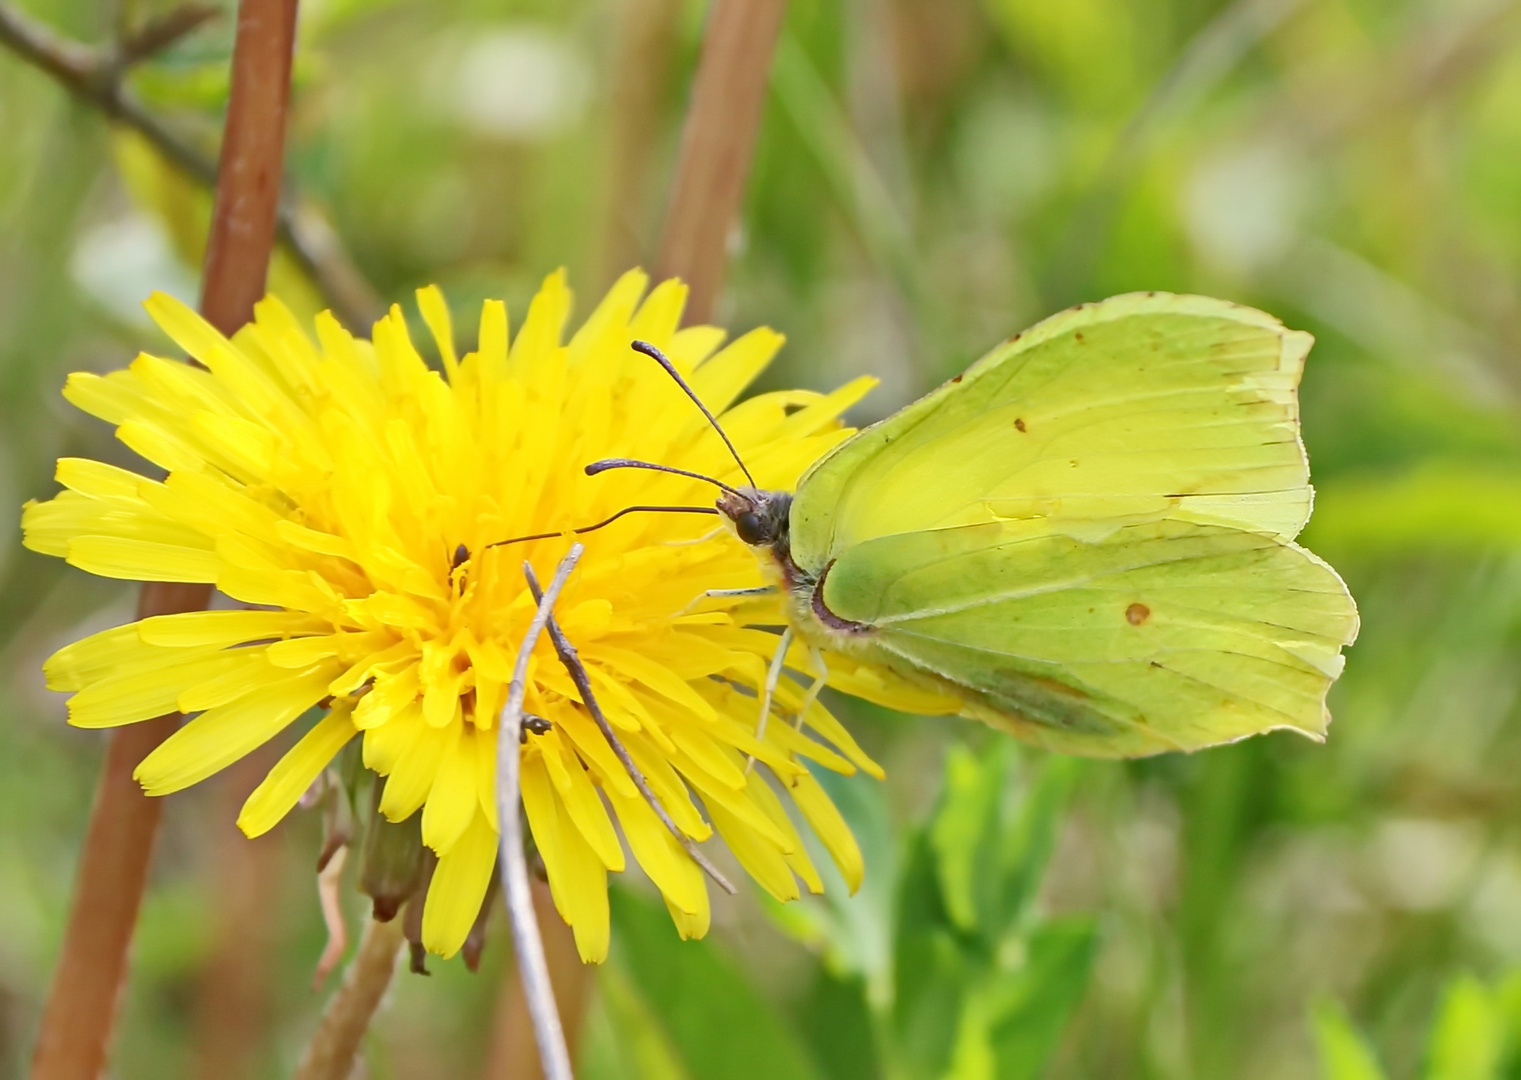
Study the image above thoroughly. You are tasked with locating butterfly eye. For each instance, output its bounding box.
[735,511,769,545]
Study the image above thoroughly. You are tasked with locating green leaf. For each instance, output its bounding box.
[1427,974,1502,1080]
[894,830,973,1080]
[997,755,1083,925]
[581,962,691,1080]
[1304,466,1521,556]
[810,763,898,1004]
[930,740,1010,936]
[1312,999,1388,1080]
[945,989,998,1080]
[987,918,1098,1080]
[608,886,825,1080]
[792,972,881,1080]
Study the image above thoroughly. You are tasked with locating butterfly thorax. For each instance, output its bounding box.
[717,488,874,640]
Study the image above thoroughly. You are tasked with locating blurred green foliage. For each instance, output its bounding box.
[5,0,1521,1077]
[1316,970,1521,1080]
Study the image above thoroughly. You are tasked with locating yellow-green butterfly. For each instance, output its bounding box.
[588,292,1359,758]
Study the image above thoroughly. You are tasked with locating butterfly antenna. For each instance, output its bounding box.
[584,457,745,496]
[486,504,719,550]
[631,339,757,488]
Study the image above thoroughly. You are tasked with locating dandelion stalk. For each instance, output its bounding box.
[29,4,299,1077]
[656,0,789,323]
[292,916,407,1080]
[498,545,585,1080]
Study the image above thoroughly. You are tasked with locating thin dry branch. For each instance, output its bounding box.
[525,566,736,895]
[655,0,789,323]
[0,0,380,330]
[29,4,301,1077]
[499,548,585,1080]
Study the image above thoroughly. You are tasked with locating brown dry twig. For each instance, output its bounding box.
[524,565,736,895]
[0,0,380,330]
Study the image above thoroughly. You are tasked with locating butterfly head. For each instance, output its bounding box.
[717,488,793,551]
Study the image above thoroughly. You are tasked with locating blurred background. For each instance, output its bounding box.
[5,0,1521,1077]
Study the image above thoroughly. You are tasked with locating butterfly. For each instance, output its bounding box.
[583,292,1359,758]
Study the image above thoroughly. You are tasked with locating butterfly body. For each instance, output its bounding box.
[713,292,1360,759]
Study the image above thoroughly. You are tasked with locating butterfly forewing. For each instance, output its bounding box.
[789,293,1315,572]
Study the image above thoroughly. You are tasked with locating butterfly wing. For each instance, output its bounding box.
[784,292,1357,755]
[817,518,1358,757]
[790,293,1316,572]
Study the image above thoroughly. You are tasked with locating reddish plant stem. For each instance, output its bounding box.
[29,4,299,1078]
[200,0,299,334]
[655,0,789,323]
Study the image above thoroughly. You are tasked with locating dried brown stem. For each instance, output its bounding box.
[0,0,380,330]
[292,916,406,1080]
[28,3,301,1076]
[655,0,789,323]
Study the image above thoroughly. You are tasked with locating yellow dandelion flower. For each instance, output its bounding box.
[22,269,910,962]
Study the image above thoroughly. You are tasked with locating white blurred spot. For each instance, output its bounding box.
[1371,818,1481,911]
[70,213,197,328]
[449,27,591,142]
[1183,141,1304,274]
[953,91,1057,223]
[1469,854,1521,960]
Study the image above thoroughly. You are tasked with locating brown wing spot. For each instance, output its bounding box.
[1014,418,1026,432]
[1126,602,1151,626]
[1074,331,1085,343]
[951,374,963,383]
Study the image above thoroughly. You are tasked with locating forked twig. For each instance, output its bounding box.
[0,1,380,329]
[499,546,584,1080]
[524,566,737,895]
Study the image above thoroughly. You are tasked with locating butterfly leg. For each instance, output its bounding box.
[662,525,727,547]
[791,645,829,732]
[747,626,793,775]
[674,585,776,618]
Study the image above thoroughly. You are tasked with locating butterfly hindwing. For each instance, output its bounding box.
[817,518,1358,757]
